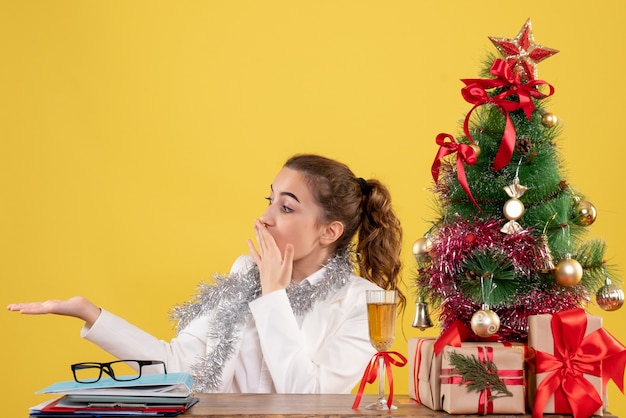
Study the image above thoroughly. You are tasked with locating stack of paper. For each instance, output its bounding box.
[29,373,198,417]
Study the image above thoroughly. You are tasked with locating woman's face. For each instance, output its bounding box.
[259,167,332,269]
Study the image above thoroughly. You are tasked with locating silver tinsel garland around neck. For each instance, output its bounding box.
[169,250,355,393]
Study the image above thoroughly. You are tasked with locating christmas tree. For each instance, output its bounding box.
[413,18,624,342]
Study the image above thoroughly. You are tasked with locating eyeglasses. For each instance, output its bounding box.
[71,360,167,384]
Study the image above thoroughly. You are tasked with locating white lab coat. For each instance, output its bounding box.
[81,255,380,393]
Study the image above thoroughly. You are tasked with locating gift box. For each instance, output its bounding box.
[440,342,527,415]
[528,309,609,418]
[408,338,441,410]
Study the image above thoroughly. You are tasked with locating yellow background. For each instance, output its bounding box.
[2,1,625,416]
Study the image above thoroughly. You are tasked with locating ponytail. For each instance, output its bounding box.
[357,179,405,312]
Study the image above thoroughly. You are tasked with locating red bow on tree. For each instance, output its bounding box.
[431,133,480,210]
[461,58,554,171]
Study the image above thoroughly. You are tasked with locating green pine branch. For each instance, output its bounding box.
[460,249,517,306]
[447,351,513,400]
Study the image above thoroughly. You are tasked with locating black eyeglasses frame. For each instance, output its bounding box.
[71,360,167,384]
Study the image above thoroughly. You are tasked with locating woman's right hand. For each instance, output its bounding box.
[7,296,102,327]
[247,219,294,295]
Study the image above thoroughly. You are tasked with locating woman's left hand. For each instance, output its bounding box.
[247,219,294,295]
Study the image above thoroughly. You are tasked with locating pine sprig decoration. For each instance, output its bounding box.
[447,351,513,400]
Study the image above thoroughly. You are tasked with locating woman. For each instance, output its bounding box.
[8,154,404,394]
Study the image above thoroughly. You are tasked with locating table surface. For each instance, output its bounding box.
[181,394,613,417]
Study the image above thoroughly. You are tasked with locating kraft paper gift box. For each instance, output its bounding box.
[408,338,441,410]
[440,342,527,415]
[528,309,611,418]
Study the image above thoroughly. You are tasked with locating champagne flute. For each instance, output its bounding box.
[365,289,397,410]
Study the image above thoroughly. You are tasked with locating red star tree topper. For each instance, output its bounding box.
[488,18,559,81]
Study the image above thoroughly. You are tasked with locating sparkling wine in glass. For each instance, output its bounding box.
[365,289,397,410]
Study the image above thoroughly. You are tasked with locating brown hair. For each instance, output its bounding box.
[284,154,405,312]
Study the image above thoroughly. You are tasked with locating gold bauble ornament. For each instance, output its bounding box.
[470,144,481,159]
[573,200,597,227]
[554,255,583,287]
[596,281,624,311]
[470,309,501,337]
[412,237,433,258]
[541,112,558,127]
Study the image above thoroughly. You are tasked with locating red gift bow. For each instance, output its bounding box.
[531,308,626,418]
[352,351,408,410]
[433,320,500,356]
[440,346,524,415]
[460,58,554,171]
[431,133,480,210]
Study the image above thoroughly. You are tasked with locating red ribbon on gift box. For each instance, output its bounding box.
[460,58,554,171]
[412,339,428,404]
[352,351,407,410]
[441,345,524,415]
[531,308,626,418]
